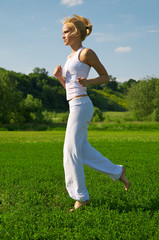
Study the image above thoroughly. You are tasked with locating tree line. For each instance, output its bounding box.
[0,67,159,124]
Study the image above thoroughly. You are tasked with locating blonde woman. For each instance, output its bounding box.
[54,15,130,211]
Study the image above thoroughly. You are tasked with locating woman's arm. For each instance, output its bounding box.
[53,65,65,88]
[77,48,109,87]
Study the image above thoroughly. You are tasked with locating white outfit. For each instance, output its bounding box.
[63,47,90,101]
[63,47,123,201]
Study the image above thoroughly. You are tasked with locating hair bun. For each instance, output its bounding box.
[74,14,92,36]
[86,25,92,36]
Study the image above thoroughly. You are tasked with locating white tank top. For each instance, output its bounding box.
[63,47,91,101]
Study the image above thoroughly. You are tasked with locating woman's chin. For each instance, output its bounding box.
[63,41,70,46]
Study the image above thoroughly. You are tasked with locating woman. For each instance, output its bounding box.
[54,15,130,211]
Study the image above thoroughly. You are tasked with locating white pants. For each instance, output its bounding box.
[63,96,122,201]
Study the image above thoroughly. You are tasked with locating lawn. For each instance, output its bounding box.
[0,130,159,239]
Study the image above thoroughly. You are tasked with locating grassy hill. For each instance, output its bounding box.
[88,89,127,111]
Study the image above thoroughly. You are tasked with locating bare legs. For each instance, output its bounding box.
[119,166,130,191]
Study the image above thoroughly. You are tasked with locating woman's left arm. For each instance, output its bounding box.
[77,48,109,87]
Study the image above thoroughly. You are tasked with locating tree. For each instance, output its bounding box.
[0,68,22,123]
[127,78,159,120]
[118,79,137,93]
[20,94,43,123]
[33,67,48,76]
[106,75,118,92]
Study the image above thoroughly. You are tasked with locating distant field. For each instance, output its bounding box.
[0,130,159,239]
[49,111,133,123]
[103,111,133,121]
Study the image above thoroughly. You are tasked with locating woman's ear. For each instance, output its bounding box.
[76,30,81,38]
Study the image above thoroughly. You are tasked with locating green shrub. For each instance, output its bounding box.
[92,107,105,122]
[60,111,69,122]
[104,114,112,122]
[42,110,54,123]
[150,108,159,121]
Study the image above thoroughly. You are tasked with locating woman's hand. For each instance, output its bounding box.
[77,77,88,87]
[53,65,63,79]
[53,65,65,88]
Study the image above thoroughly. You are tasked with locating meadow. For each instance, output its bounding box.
[0,130,159,239]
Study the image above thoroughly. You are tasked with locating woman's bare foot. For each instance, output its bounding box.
[70,200,90,212]
[120,167,130,191]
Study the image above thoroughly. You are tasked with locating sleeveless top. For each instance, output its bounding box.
[63,47,91,101]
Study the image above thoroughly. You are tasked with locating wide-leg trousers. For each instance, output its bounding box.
[63,96,123,201]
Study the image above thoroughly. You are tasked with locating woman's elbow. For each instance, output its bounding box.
[103,73,110,83]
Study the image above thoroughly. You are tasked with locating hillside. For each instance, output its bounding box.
[88,89,127,111]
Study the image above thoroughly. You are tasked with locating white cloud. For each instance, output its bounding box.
[93,32,141,43]
[92,33,118,42]
[142,25,159,33]
[41,27,48,31]
[31,16,36,20]
[114,46,132,53]
[61,0,83,7]
[148,30,159,33]
[118,14,134,24]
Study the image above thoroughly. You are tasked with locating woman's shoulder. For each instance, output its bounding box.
[80,48,98,64]
[82,48,95,55]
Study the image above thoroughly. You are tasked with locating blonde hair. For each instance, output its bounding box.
[63,14,92,41]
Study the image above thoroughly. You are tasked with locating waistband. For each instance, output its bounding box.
[69,95,92,107]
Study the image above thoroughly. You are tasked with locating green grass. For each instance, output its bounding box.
[0,131,159,239]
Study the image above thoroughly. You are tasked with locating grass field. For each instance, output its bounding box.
[0,130,159,240]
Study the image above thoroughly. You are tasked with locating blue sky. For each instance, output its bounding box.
[0,0,159,82]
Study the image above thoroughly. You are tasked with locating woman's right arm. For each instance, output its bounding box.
[53,65,65,89]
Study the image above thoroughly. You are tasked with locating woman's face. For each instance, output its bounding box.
[62,23,77,46]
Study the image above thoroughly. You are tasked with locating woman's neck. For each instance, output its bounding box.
[70,42,82,54]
